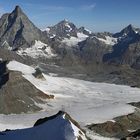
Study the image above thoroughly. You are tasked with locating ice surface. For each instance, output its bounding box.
[6,61,140,128]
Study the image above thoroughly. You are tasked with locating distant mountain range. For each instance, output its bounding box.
[1,5,140,88]
[1,5,140,140]
[1,6,140,70]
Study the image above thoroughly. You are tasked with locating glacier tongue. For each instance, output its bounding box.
[6,60,140,127]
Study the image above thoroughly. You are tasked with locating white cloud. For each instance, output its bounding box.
[23,3,71,11]
[81,4,96,11]
[23,3,96,12]
[41,6,66,11]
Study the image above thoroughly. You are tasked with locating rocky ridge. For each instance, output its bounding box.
[0,59,53,114]
[0,111,87,140]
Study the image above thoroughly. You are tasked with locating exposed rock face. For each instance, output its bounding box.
[103,25,140,68]
[32,67,45,80]
[0,61,53,114]
[0,61,9,88]
[78,37,112,64]
[0,6,47,50]
[87,109,140,139]
[78,27,92,36]
[122,129,140,140]
[122,42,140,69]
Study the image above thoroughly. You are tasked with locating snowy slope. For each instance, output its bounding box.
[94,36,118,45]
[62,33,88,47]
[0,112,86,140]
[5,60,140,140]
[44,27,50,33]
[17,40,57,58]
[6,60,140,126]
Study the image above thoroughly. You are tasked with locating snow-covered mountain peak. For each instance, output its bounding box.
[0,111,87,140]
[55,20,77,33]
[34,111,86,140]
[44,20,78,38]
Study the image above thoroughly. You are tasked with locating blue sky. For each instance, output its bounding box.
[0,0,140,32]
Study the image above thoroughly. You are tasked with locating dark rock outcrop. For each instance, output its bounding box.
[32,67,45,80]
[121,129,140,140]
[78,36,112,64]
[78,27,92,36]
[87,110,140,139]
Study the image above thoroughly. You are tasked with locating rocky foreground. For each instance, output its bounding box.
[87,105,140,140]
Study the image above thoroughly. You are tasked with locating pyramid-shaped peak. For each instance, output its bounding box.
[15,5,22,10]
[58,19,77,28]
[125,24,135,30]
[114,24,137,38]
[59,19,71,24]
[63,19,69,22]
[12,5,24,15]
[0,5,43,49]
[121,24,137,34]
[54,19,77,29]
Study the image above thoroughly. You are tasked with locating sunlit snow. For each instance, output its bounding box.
[6,61,140,127]
[96,36,118,45]
[0,113,86,140]
[65,22,72,32]
[84,28,92,34]
[62,33,88,46]
[17,40,57,58]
